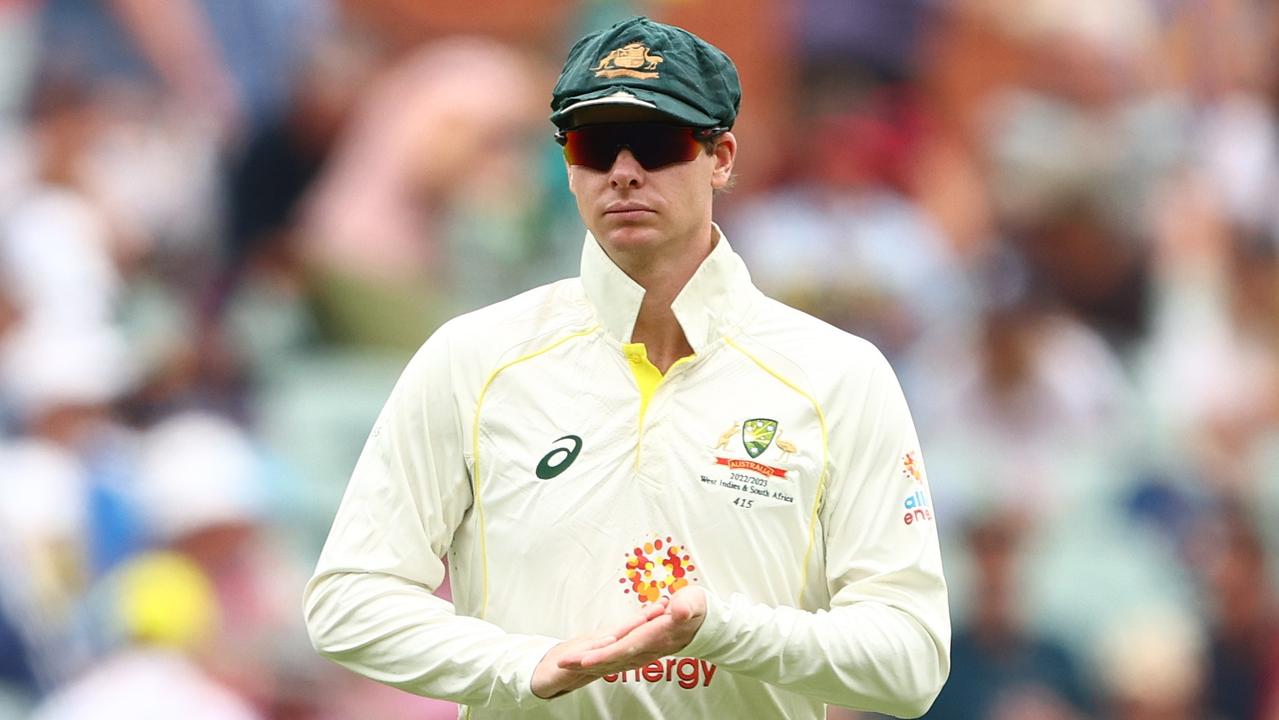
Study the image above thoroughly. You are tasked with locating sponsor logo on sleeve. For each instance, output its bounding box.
[900,450,933,525]
[902,450,925,484]
[903,489,933,525]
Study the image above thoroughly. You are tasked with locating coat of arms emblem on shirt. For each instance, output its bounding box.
[741,418,778,458]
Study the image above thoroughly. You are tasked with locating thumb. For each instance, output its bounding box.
[668,587,706,625]
[669,599,691,624]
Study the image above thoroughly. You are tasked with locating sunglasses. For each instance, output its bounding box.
[555,123,727,171]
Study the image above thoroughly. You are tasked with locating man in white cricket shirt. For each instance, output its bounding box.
[304,16,950,719]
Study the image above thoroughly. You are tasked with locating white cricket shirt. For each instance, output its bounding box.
[304,230,950,719]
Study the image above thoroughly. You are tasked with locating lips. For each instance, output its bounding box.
[605,202,655,215]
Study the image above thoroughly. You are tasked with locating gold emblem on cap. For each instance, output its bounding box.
[592,42,663,79]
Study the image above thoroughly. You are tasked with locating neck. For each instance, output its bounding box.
[614,222,716,373]
[630,304,693,373]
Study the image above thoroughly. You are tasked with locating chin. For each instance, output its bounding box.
[597,222,666,253]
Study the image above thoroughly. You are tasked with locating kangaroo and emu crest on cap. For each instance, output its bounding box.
[593,42,664,80]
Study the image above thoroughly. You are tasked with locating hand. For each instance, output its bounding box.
[558,587,708,676]
[531,600,669,699]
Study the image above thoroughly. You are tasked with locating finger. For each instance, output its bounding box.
[606,600,667,640]
[567,654,639,674]
[641,597,669,621]
[579,620,670,668]
[558,633,619,668]
[588,634,618,650]
[574,659,658,678]
[558,652,594,669]
[576,640,636,669]
[558,656,585,670]
[570,601,672,670]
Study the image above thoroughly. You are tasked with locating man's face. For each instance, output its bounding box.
[563,107,735,258]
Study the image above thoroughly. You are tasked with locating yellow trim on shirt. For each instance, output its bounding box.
[624,343,695,470]
[623,343,664,420]
[472,327,599,618]
[725,337,830,606]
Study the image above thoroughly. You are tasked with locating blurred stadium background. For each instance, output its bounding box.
[1,0,1277,718]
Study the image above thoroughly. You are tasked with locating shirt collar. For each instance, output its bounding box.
[579,224,756,354]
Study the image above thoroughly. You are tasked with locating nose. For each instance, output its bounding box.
[608,148,645,188]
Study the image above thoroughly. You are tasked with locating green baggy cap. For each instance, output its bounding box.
[550,16,741,130]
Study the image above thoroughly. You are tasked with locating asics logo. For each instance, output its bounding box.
[536,435,583,480]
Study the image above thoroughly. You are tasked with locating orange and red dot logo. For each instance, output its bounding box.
[902,450,924,484]
[619,536,697,604]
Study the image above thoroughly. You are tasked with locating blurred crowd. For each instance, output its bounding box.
[0,0,1276,719]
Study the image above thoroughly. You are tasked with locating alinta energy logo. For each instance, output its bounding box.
[619,536,697,604]
[900,450,933,525]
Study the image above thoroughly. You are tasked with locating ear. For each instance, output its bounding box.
[710,131,737,191]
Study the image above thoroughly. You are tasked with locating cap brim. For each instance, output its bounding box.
[551,87,721,129]
[560,92,660,115]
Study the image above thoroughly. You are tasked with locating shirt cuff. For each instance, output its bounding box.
[511,635,563,709]
[679,589,729,660]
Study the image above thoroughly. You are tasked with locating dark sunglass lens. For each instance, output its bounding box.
[626,126,698,170]
[563,127,618,171]
[563,125,701,171]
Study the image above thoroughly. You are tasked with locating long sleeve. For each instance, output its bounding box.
[302,324,558,710]
[682,349,950,718]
